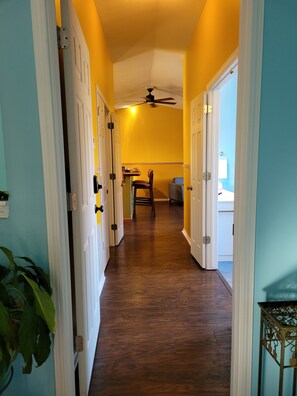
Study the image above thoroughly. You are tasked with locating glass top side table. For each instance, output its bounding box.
[258,301,297,396]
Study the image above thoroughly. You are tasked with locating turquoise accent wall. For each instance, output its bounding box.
[0,1,56,395]
[252,0,297,395]
[219,73,237,193]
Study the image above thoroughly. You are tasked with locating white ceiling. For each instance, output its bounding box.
[94,0,206,109]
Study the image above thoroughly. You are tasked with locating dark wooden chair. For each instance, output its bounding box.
[132,169,156,217]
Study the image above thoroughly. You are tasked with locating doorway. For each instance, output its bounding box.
[189,54,238,274]
[215,70,238,288]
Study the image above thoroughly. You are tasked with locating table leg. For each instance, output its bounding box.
[258,315,264,396]
[279,339,285,396]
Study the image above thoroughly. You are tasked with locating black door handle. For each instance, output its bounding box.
[95,205,104,213]
[93,175,103,194]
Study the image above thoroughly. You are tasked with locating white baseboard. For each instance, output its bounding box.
[98,274,106,296]
[182,228,191,245]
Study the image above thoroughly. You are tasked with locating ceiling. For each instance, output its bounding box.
[94,0,206,109]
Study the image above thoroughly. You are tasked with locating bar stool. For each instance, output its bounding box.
[133,169,156,217]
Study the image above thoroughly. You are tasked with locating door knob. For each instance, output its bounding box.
[95,205,104,213]
[187,186,193,191]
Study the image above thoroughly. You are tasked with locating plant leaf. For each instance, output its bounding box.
[0,336,13,379]
[21,275,55,333]
[18,265,52,295]
[0,246,16,270]
[22,356,33,374]
[19,303,37,366]
[16,256,36,266]
[33,317,51,366]
[5,284,27,305]
[0,265,10,280]
[0,301,11,342]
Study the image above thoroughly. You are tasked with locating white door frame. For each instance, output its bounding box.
[206,52,238,270]
[30,0,75,395]
[190,92,207,268]
[31,0,265,394]
[95,85,111,269]
[231,0,264,395]
[106,112,124,246]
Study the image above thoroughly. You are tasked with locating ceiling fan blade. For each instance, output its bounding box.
[132,102,147,107]
[156,101,176,105]
[154,97,175,102]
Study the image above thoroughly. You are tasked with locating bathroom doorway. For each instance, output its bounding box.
[216,67,238,288]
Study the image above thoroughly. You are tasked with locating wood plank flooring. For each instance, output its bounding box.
[89,202,232,396]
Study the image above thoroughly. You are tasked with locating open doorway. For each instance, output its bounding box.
[217,71,237,288]
[209,62,238,288]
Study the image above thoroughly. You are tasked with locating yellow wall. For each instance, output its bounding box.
[183,0,240,235]
[117,105,183,199]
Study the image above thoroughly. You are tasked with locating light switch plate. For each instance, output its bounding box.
[0,201,9,218]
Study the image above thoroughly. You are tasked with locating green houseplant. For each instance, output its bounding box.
[0,246,55,385]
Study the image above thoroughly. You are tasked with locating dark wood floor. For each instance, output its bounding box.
[89,202,232,396]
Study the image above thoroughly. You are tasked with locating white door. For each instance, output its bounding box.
[112,113,124,245]
[190,92,207,268]
[96,91,110,269]
[61,1,100,394]
[107,113,124,246]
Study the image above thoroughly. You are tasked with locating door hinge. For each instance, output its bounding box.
[203,172,211,181]
[111,224,118,231]
[203,236,211,244]
[203,104,212,114]
[75,335,84,353]
[57,26,69,49]
[110,173,116,180]
[67,192,77,211]
[107,122,114,130]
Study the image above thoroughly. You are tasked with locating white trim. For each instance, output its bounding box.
[30,1,75,395]
[205,56,238,271]
[230,0,264,395]
[182,228,191,245]
[98,271,106,297]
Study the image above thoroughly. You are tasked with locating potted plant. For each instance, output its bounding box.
[0,246,55,391]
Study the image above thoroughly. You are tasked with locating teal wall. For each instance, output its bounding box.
[219,73,237,193]
[0,1,56,395]
[252,0,297,395]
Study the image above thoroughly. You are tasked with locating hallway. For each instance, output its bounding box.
[89,202,232,395]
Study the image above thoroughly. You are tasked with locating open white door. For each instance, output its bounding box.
[96,90,110,269]
[190,92,207,268]
[60,1,101,394]
[112,113,124,244]
[107,113,124,246]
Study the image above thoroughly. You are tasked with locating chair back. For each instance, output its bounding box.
[148,169,154,188]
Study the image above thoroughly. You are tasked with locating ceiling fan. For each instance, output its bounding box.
[134,88,176,107]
